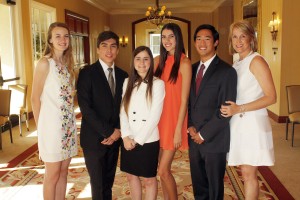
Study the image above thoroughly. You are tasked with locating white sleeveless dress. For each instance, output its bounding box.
[37,58,78,162]
[227,52,275,166]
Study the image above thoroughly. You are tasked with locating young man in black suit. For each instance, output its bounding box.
[77,31,128,200]
[188,24,237,200]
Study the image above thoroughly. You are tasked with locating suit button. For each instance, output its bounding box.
[133,112,136,114]
[133,120,136,122]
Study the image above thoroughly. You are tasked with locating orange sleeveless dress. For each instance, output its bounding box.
[158,54,188,150]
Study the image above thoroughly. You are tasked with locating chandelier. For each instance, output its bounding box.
[145,0,172,27]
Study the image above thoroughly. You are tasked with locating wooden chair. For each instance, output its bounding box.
[286,85,300,147]
[8,84,29,136]
[0,89,13,150]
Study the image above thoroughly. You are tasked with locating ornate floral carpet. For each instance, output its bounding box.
[0,135,294,200]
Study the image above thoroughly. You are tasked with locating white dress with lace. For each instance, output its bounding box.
[37,58,77,162]
[227,52,275,166]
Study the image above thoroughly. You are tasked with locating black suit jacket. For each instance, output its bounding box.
[188,55,237,153]
[77,60,128,150]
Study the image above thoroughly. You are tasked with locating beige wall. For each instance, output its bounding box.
[109,14,144,72]
[260,0,282,115]
[234,0,300,118]
[280,0,300,115]
[111,14,211,70]
[110,9,234,70]
[213,4,234,64]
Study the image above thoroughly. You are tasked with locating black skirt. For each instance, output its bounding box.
[120,140,159,178]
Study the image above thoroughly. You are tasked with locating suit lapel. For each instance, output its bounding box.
[194,56,219,102]
[191,61,200,96]
[114,66,123,97]
[96,61,114,97]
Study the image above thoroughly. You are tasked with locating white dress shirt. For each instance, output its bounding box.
[99,59,115,82]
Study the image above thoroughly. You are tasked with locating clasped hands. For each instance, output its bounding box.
[188,126,204,144]
[101,129,121,145]
[123,137,137,151]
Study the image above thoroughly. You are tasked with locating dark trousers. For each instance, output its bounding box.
[189,140,227,200]
[83,142,120,200]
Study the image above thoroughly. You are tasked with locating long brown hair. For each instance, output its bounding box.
[122,46,154,115]
[44,22,75,85]
[154,23,185,84]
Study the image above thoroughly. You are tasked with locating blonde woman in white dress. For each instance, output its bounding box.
[31,22,77,199]
[221,20,276,199]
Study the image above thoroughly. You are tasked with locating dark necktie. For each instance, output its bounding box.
[195,64,205,94]
[107,67,115,96]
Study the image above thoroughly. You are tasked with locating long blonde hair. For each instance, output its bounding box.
[44,22,75,85]
[228,20,258,55]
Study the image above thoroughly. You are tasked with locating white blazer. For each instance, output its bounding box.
[120,77,165,145]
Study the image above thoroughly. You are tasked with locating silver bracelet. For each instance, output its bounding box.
[239,104,246,118]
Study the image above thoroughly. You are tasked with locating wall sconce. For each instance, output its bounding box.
[6,0,16,5]
[119,36,128,47]
[268,12,280,41]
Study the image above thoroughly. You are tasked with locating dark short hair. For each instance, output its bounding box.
[193,24,219,50]
[96,31,119,48]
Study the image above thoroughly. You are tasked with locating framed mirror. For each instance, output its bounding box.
[242,0,261,52]
[132,17,191,59]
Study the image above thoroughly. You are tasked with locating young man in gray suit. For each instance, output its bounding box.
[188,24,237,200]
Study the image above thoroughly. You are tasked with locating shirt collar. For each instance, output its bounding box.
[99,59,115,71]
[200,54,216,69]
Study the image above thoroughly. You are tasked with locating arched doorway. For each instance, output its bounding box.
[132,16,191,59]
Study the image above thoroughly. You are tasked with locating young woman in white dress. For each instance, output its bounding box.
[31,22,77,199]
[220,20,277,199]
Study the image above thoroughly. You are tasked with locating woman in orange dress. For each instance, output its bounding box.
[154,23,192,199]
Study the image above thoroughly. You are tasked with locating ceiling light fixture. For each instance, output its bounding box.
[145,0,172,27]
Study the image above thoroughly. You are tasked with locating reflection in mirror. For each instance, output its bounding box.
[243,0,257,33]
[132,17,191,59]
[242,0,261,52]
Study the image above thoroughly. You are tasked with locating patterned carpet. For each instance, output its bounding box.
[0,134,293,200]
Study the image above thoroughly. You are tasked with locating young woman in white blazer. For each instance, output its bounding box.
[120,46,165,200]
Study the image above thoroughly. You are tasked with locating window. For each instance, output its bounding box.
[0,2,23,87]
[150,33,161,57]
[65,10,90,68]
[31,1,56,67]
[71,36,85,66]
[0,4,15,84]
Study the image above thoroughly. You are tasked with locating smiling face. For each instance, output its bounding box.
[50,27,70,53]
[231,28,252,58]
[134,50,151,79]
[194,29,218,62]
[97,38,119,67]
[161,29,176,55]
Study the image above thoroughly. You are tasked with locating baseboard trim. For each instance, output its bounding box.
[267,110,287,123]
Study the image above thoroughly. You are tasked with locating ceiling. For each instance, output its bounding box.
[83,0,233,15]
